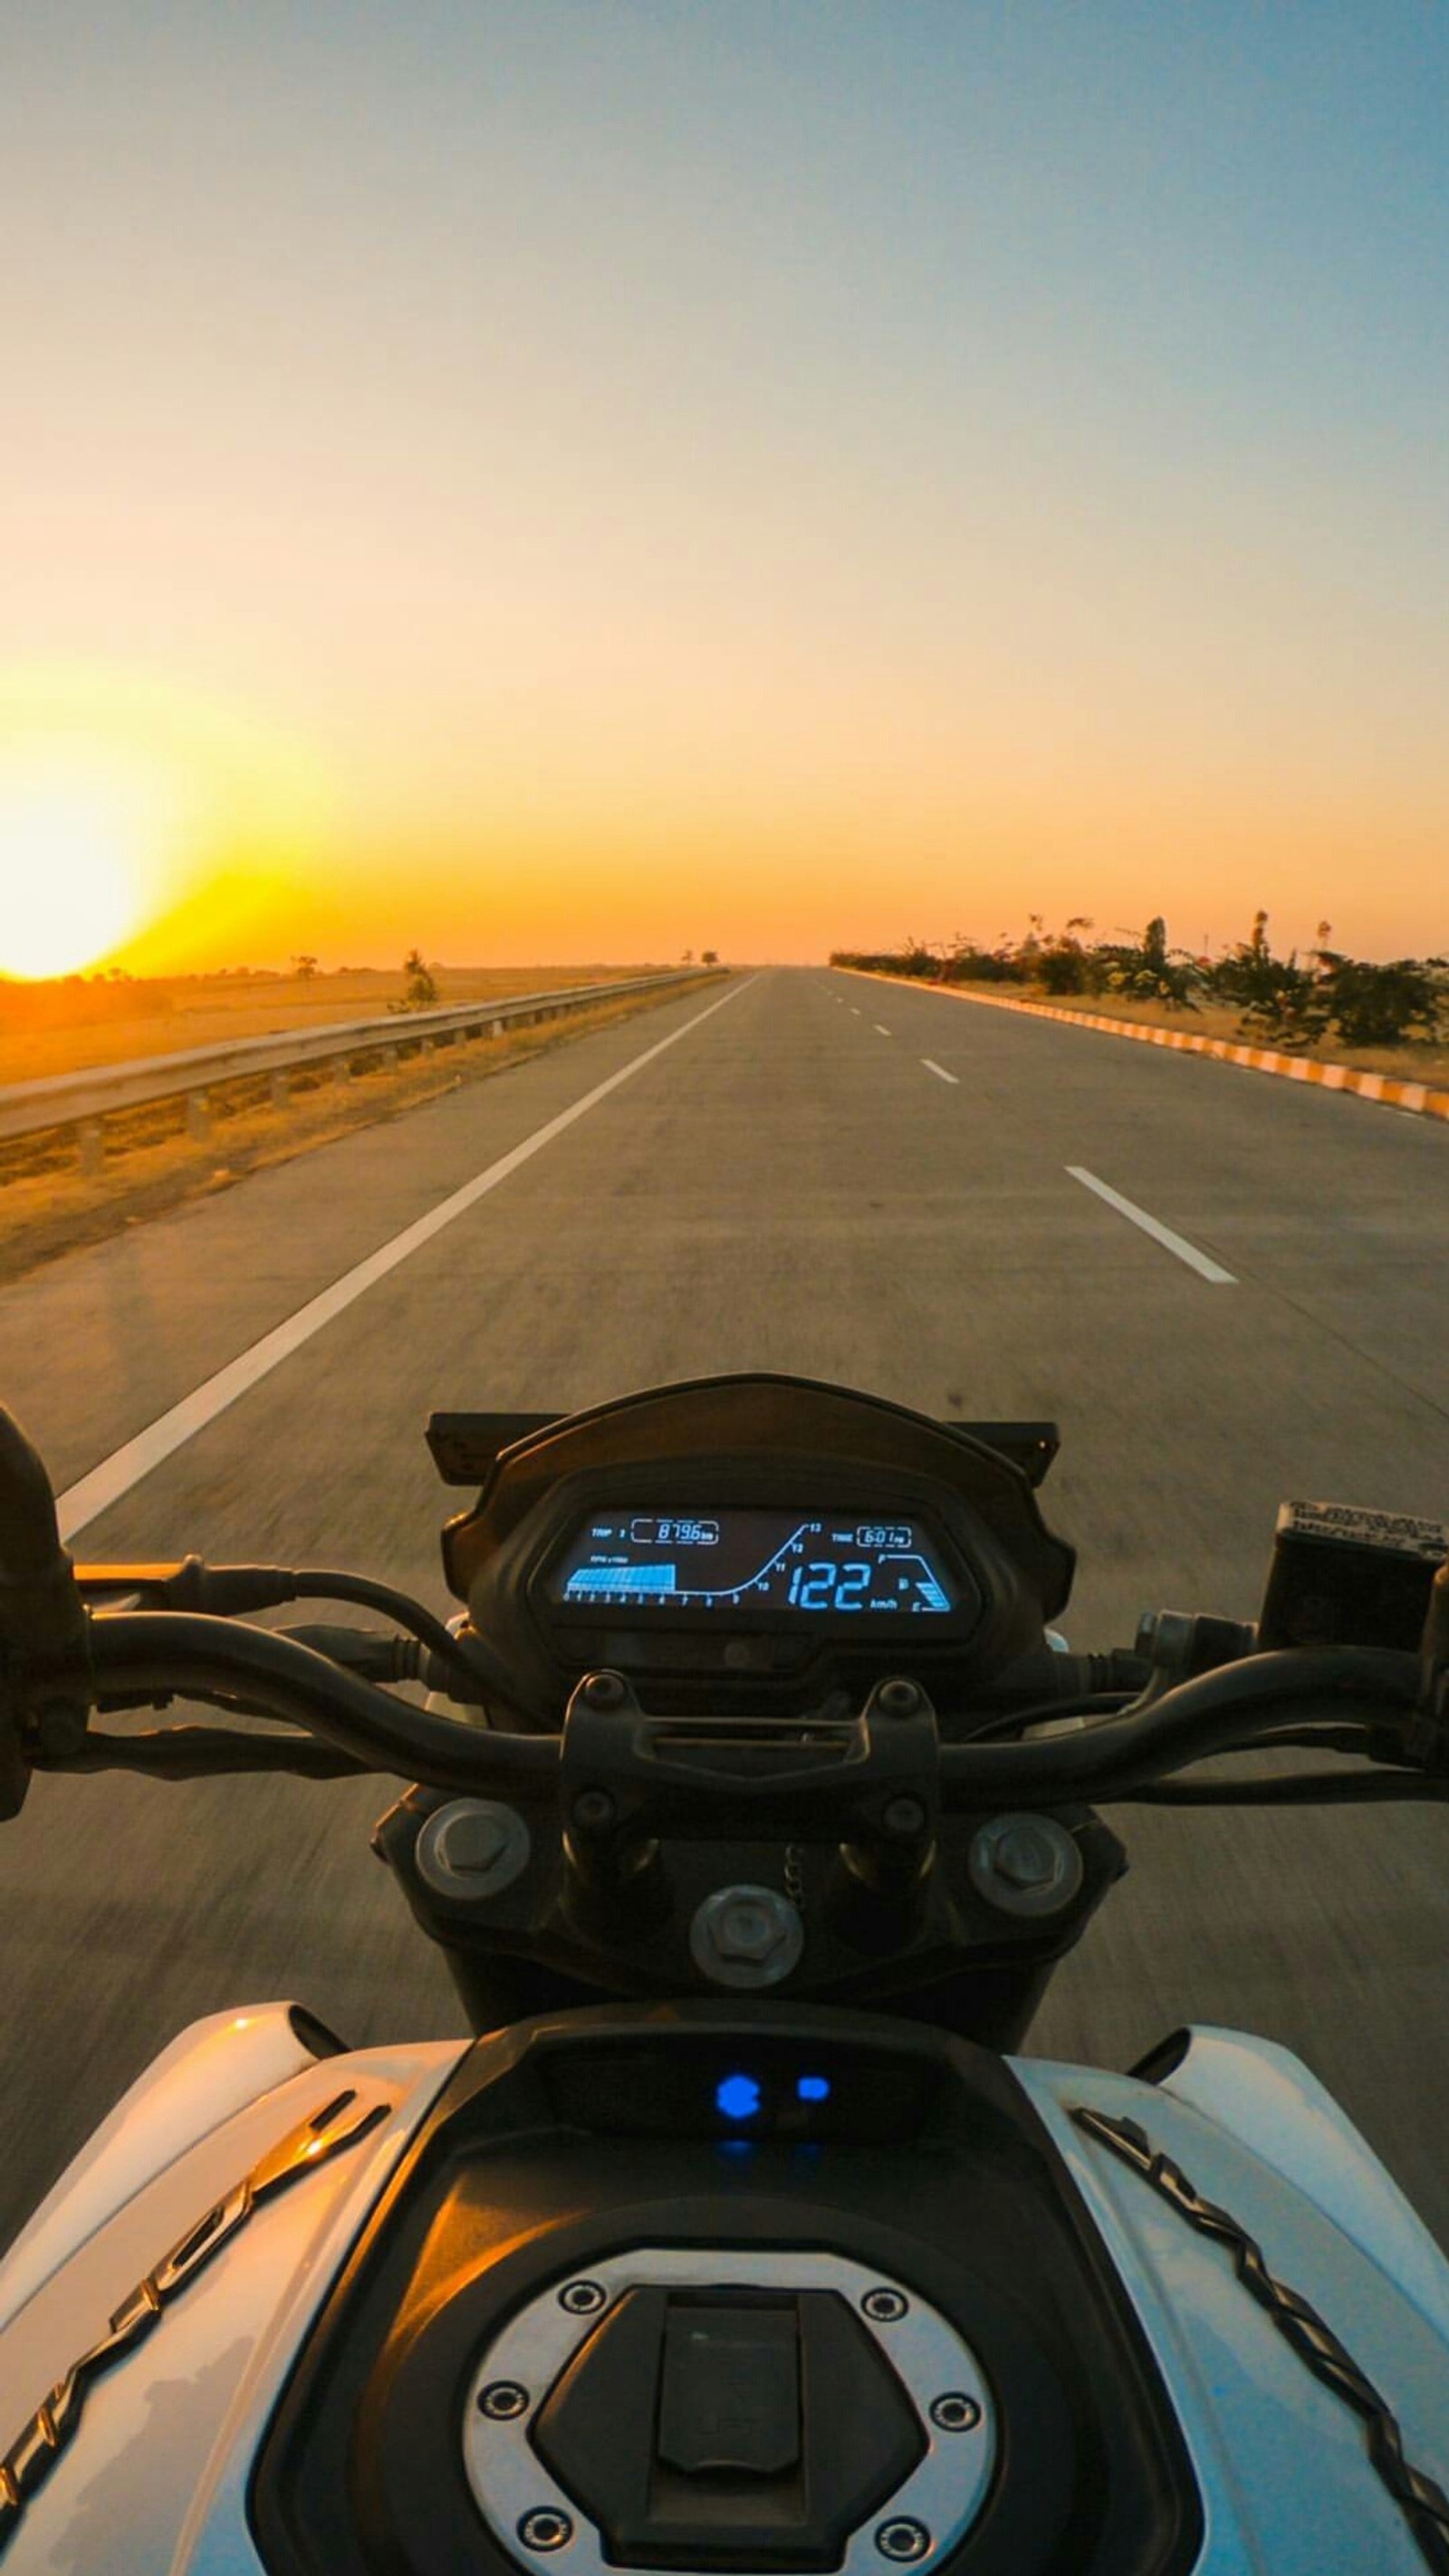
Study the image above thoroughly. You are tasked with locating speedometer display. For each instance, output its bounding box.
[545,1507,960,1616]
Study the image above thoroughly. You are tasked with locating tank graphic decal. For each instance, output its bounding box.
[0,2083,389,2556]
[1072,2104,1449,2574]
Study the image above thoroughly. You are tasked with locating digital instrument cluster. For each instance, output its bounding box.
[437,1374,1073,1713]
[546,1505,961,1618]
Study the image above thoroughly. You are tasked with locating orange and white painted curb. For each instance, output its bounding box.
[840,971,1449,1127]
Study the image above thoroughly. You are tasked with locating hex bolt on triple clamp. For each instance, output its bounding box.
[690,1883,805,1988]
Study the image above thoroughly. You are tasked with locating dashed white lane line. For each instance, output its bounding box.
[57,976,757,1541]
[850,1006,861,1014]
[922,1059,959,1085]
[874,1024,892,1036]
[1067,1166,1237,1285]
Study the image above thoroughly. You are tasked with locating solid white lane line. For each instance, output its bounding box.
[58,976,757,1541]
[1067,1167,1236,1284]
[922,1059,958,1085]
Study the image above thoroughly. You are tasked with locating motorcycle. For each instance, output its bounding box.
[1,1370,1447,2574]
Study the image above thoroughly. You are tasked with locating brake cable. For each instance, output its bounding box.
[30,1726,371,1782]
[1122,1772,1449,1807]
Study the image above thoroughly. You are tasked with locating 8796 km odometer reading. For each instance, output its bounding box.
[546,1507,960,1616]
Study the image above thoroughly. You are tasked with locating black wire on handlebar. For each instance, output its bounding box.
[932,1648,1422,1803]
[72,1611,557,1785]
[964,1690,1137,1738]
[1128,1770,1449,1806]
[33,1725,371,1781]
[287,1571,516,1707]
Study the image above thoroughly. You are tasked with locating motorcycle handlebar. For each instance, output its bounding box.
[31,1612,557,1787]
[19,1610,1426,1811]
[0,1413,85,1652]
[937,1647,1420,1801]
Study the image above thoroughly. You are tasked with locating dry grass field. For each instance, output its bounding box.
[0,966,662,1087]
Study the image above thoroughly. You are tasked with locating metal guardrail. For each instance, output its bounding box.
[0,971,709,1174]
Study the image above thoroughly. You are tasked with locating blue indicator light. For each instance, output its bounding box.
[716,2073,763,2122]
[797,2075,831,2104]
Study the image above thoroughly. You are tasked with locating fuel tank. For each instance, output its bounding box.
[1,2004,1446,2574]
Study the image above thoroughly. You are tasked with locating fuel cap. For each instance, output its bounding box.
[531,2287,921,2567]
[461,2249,994,2576]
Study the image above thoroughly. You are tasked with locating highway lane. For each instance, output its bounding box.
[2,966,1447,2251]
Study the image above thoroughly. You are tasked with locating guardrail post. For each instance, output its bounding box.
[77,1119,105,1178]
[269,1071,290,1110]
[186,1091,211,1144]
[492,1018,504,1038]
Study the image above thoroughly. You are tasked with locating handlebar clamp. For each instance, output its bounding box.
[559,1668,942,1857]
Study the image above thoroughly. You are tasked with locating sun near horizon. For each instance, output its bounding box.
[0,666,338,983]
[0,753,166,978]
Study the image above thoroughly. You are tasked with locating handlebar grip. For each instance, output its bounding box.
[0,1408,87,1662]
[0,1409,91,1816]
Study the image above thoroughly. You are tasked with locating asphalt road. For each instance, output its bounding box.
[2,967,1447,2251]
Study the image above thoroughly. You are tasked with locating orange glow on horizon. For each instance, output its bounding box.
[1,658,1442,983]
[0,661,338,982]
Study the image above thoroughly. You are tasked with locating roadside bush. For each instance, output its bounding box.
[1206,910,1319,1045]
[1037,918,1099,995]
[1207,910,1283,1010]
[1210,913,1449,1051]
[1037,947,1087,994]
[937,944,1028,985]
[389,947,440,1013]
[1235,983,1329,1049]
[833,914,1446,1053]
[1094,917,1202,1010]
[829,944,938,978]
[1316,955,1449,1049]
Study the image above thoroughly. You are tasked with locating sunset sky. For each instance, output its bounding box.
[2,2,1446,976]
